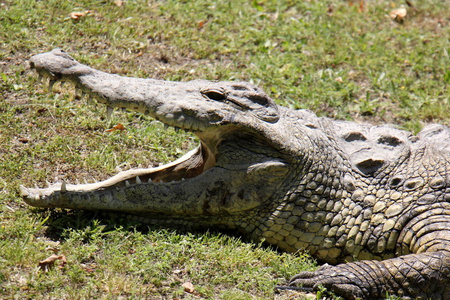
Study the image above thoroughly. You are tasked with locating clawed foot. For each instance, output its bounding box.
[284,264,367,300]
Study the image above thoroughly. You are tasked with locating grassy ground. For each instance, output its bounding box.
[0,0,448,299]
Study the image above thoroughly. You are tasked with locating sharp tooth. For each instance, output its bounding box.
[106,106,114,120]
[136,176,142,184]
[35,194,40,201]
[75,179,80,185]
[125,180,130,187]
[148,178,152,183]
[84,178,89,184]
[60,81,66,88]
[35,183,39,189]
[61,181,67,193]
[19,185,27,197]
[164,124,169,130]
[46,180,51,187]
[75,86,81,98]
[48,79,56,91]
[181,178,185,181]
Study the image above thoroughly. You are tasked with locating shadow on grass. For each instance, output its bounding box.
[35,208,268,250]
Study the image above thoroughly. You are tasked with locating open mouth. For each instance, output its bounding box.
[21,75,217,200]
[23,141,215,199]
[22,48,284,211]
[22,49,287,217]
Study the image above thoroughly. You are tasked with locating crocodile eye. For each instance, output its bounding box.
[201,90,226,101]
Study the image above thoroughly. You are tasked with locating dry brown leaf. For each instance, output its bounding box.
[70,10,92,20]
[327,4,333,16]
[70,12,85,20]
[359,2,364,13]
[182,282,196,294]
[114,0,124,7]
[59,254,67,268]
[349,0,364,13]
[198,20,206,29]
[389,8,407,23]
[405,0,415,8]
[106,123,126,132]
[38,254,67,272]
[18,137,29,144]
[80,263,96,273]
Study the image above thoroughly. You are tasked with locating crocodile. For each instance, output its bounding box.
[21,49,450,299]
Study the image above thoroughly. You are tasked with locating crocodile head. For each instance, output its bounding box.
[22,49,294,227]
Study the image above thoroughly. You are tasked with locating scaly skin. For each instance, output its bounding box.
[22,49,450,299]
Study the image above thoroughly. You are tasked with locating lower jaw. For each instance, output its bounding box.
[21,140,217,200]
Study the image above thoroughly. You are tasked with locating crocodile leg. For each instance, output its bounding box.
[289,251,450,299]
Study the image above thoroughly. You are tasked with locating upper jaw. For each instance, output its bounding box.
[29,49,92,84]
[29,49,280,132]
[29,51,224,133]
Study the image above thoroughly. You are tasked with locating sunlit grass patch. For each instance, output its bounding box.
[0,0,448,298]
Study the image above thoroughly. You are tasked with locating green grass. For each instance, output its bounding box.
[1,210,315,298]
[0,0,448,298]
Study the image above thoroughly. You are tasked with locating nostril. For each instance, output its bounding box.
[342,132,367,142]
[29,61,35,69]
[377,135,402,147]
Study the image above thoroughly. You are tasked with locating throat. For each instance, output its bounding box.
[146,142,215,183]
